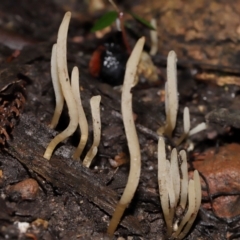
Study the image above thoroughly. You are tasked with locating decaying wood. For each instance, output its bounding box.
[0,42,162,237]
[5,113,143,235]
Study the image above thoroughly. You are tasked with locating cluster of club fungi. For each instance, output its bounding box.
[43,12,101,168]
[44,12,205,239]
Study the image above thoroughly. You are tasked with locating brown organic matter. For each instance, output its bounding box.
[1,0,240,239]
[0,80,26,145]
[193,143,240,219]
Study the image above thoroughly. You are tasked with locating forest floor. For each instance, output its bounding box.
[1,0,240,239]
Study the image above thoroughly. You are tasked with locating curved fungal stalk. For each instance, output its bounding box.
[165,158,175,235]
[82,95,101,167]
[170,148,180,204]
[177,170,202,240]
[150,18,158,56]
[183,107,190,135]
[71,66,89,160]
[179,150,188,210]
[166,160,176,211]
[189,122,207,136]
[158,50,207,144]
[43,12,79,160]
[175,106,190,146]
[49,44,64,129]
[172,179,196,238]
[107,37,145,236]
[158,137,172,235]
[158,141,202,238]
[170,149,181,229]
[164,51,178,138]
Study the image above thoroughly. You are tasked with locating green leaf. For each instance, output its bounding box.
[91,11,118,32]
[129,12,156,31]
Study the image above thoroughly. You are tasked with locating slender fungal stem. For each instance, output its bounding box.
[71,66,89,160]
[177,170,202,240]
[170,148,180,204]
[107,37,145,236]
[172,179,196,238]
[164,51,178,138]
[189,122,207,136]
[179,150,188,210]
[49,44,64,129]
[158,137,172,235]
[82,95,101,167]
[43,12,79,160]
[150,18,158,56]
[175,107,190,146]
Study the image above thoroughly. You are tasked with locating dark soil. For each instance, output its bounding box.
[0,1,240,240]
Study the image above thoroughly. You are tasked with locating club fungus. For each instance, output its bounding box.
[150,18,158,56]
[158,137,202,239]
[175,106,190,146]
[82,95,101,168]
[158,50,207,145]
[163,51,178,139]
[43,12,79,160]
[49,44,64,129]
[43,12,101,165]
[71,66,89,160]
[107,37,145,236]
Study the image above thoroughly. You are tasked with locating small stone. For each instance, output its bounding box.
[7,178,39,201]
[14,221,30,234]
